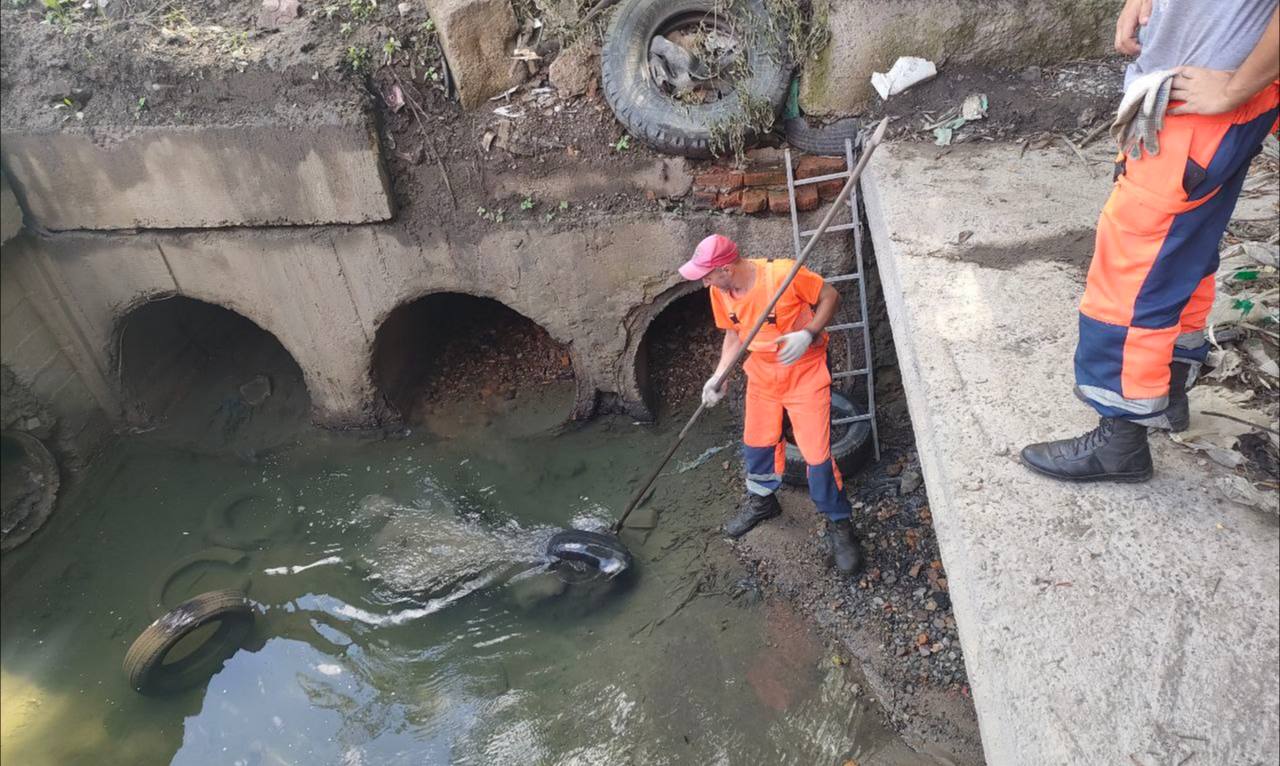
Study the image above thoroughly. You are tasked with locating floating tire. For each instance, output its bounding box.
[784,116,861,157]
[546,530,634,579]
[149,547,251,619]
[781,391,873,486]
[205,481,297,550]
[601,0,790,157]
[123,589,254,695]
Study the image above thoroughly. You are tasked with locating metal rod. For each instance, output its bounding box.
[784,148,803,259]
[847,135,881,462]
[799,222,859,238]
[611,118,890,534]
[792,170,851,186]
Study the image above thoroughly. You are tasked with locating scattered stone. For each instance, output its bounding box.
[423,0,525,108]
[258,0,301,30]
[898,467,922,495]
[549,40,600,99]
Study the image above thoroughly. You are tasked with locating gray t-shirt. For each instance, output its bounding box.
[1126,0,1278,87]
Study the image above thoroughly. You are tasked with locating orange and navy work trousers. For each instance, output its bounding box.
[741,350,852,520]
[1076,84,1280,425]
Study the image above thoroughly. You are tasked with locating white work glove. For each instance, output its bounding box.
[776,330,814,365]
[701,375,728,408]
[1111,68,1175,159]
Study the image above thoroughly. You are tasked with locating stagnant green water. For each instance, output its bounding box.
[1,384,923,765]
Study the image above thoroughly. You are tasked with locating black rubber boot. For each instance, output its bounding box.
[1021,417,1153,483]
[828,518,864,575]
[723,493,781,538]
[1163,361,1192,433]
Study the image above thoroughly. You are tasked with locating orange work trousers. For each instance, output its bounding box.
[741,349,851,520]
[1075,83,1279,425]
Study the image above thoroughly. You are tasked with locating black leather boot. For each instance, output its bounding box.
[1021,417,1153,483]
[1163,361,1192,433]
[827,518,864,575]
[723,493,781,538]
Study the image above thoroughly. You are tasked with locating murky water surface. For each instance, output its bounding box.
[1,385,919,765]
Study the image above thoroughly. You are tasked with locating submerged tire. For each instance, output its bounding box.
[124,589,254,695]
[546,530,634,578]
[602,0,790,157]
[781,391,873,487]
[205,481,297,550]
[149,547,251,619]
[784,116,861,157]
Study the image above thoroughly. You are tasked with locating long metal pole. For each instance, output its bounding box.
[611,118,890,534]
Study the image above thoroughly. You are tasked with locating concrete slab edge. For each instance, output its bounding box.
[862,164,1002,763]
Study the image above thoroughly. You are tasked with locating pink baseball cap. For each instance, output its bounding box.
[679,234,740,280]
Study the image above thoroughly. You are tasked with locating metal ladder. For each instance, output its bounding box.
[783,136,880,461]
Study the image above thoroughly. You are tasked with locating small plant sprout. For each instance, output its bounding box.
[381,36,402,65]
[558,200,570,211]
[349,0,376,21]
[613,134,631,152]
[346,45,370,72]
[520,196,535,211]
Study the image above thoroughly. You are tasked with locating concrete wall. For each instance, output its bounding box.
[800,0,1116,115]
[3,212,847,428]
[1,246,115,462]
[1,119,393,231]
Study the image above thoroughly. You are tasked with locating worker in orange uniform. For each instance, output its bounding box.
[1023,0,1279,482]
[679,234,863,574]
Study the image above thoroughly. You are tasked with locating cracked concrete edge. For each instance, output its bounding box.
[862,157,1004,763]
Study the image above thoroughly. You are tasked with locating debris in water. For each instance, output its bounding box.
[671,442,732,475]
[264,555,343,576]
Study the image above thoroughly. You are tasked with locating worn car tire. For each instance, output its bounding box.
[781,390,873,486]
[123,589,254,695]
[783,115,861,157]
[602,0,790,157]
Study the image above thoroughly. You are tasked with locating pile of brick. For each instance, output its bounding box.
[690,155,850,214]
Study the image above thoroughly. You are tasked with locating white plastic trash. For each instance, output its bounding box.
[871,57,938,100]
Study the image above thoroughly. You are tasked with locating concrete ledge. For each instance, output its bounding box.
[863,141,1279,764]
[0,119,393,231]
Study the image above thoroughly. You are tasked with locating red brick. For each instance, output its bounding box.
[691,189,718,209]
[796,155,848,179]
[767,188,790,214]
[817,178,845,201]
[716,189,743,209]
[742,167,787,187]
[740,188,768,214]
[794,184,819,212]
[695,168,744,190]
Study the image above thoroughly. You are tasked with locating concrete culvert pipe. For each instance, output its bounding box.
[0,430,61,552]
